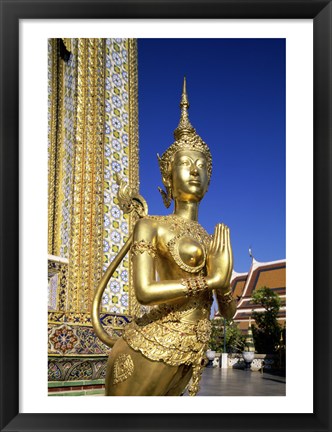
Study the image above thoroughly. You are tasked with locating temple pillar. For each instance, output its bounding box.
[47,38,139,395]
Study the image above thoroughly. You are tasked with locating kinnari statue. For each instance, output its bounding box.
[92,78,236,396]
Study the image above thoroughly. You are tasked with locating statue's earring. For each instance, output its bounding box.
[157,153,172,208]
[158,186,171,208]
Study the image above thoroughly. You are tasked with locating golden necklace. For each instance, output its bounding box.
[147,214,211,274]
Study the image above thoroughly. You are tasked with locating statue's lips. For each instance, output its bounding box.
[189,179,201,185]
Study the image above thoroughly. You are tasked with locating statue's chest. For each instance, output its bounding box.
[167,234,207,273]
[160,216,211,274]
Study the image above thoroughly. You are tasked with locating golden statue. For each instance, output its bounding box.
[92,78,236,396]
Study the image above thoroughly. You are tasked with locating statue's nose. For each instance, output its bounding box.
[191,165,199,176]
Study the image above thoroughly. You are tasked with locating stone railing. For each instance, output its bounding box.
[208,352,279,371]
[228,353,277,370]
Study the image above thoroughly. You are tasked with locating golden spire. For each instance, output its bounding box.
[174,77,195,140]
[157,78,213,196]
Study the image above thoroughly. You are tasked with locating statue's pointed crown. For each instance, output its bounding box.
[173,77,195,139]
[158,77,213,183]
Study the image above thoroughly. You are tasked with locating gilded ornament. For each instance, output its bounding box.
[195,319,212,344]
[113,354,134,385]
[181,276,209,297]
[116,173,148,218]
[62,38,72,53]
[157,186,172,209]
[131,240,157,258]
[68,38,105,313]
[157,77,212,191]
[218,289,233,305]
[48,38,65,256]
[145,214,211,273]
[128,38,141,317]
[48,39,58,255]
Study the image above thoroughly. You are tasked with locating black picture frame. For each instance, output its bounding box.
[1,1,331,431]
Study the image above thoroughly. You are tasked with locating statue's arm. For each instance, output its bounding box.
[132,218,189,306]
[207,223,236,320]
[215,289,237,320]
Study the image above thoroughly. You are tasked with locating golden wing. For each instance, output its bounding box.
[116,173,148,217]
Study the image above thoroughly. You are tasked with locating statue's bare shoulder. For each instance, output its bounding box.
[133,215,161,242]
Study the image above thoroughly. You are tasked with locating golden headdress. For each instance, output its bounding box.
[158,78,213,188]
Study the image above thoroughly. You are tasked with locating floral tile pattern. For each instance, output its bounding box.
[103,38,131,315]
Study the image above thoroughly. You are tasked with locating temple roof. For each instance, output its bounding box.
[231,258,286,323]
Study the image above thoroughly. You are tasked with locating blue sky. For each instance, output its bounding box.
[137,39,285,274]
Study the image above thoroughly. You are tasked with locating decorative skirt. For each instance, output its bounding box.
[123,317,211,395]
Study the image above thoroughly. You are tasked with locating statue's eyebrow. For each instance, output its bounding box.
[177,155,191,161]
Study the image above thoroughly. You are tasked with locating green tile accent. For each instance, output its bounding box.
[49,389,104,396]
[48,381,65,388]
[48,378,105,388]
[85,389,104,395]
[63,381,84,387]
[49,391,85,396]
[82,379,104,386]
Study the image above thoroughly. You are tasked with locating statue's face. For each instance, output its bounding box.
[171,150,209,202]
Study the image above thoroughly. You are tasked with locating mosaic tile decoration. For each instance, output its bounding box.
[48,356,107,381]
[103,38,131,315]
[48,312,131,355]
[48,324,112,355]
[48,258,68,312]
[48,275,58,310]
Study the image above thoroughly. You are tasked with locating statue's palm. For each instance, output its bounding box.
[206,223,233,291]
